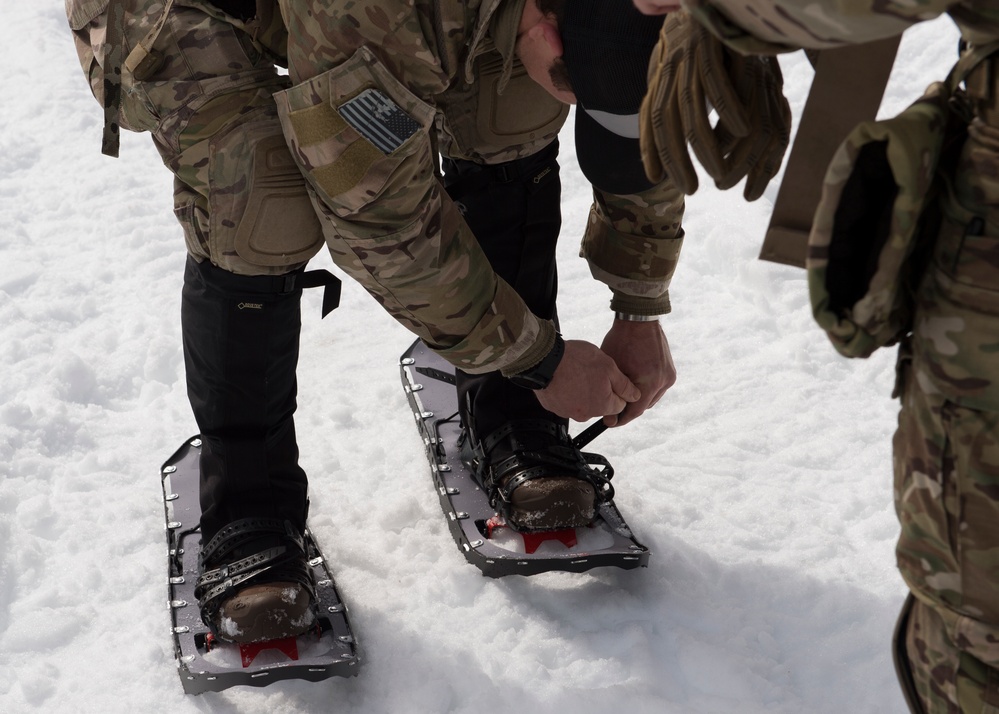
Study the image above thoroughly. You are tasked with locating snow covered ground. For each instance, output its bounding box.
[0,4,962,713]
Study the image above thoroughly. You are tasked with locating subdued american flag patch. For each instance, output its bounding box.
[338,88,421,154]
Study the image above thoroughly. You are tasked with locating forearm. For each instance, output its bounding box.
[580,181,685,316]
[321,177,552,375]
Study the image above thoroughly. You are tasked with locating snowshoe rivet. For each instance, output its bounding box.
[173,626,190,634]
[181,655,196,664]
[338,636,354,643]
[446,487,459,495]
[169,576,185,584]
[164,493,179,501]
[420,411,433,419]
[410,383,424,392]
[190,438,202,447]
[167,521,182,530]
[470,540,483,548]
[437,463,451,472]
[317,579,333,587]
[169,599,188,609]
[342,654,354,660]
[328,605,344,613]
[455,512,468,520]
[401,357,415,365]
[163,465,177,474]
[309,557,324,566]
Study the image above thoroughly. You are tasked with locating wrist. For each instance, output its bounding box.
[507,333,565,390]
[614,311,660,323]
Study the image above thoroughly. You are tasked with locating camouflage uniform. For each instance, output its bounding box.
[66,0,325,276]
[66,1,684,542]
[271,0,684,377]
[67,0,685,373]
[679,0,999,710]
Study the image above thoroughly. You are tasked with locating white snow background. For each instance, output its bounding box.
[0,5,963,713]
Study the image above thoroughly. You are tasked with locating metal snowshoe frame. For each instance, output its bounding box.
[161,437,359,694]
[400,339,651,578]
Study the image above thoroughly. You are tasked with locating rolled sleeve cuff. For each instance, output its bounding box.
[609,288,671,316]
[582,216,683,318]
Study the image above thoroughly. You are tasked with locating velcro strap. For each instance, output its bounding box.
[288,103,348,147]
[312,140,383,198]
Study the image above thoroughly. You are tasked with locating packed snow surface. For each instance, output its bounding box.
[0,5,962,713]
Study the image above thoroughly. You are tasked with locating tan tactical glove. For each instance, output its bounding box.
[640,12,791,201]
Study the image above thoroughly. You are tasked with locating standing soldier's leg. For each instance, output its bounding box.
[66,0,325,641]
[892,50,999,710]
[893,376,999,712]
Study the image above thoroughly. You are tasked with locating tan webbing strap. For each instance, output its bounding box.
[124,0,177,78]
[759,35,901,267]
[102,0,127,157]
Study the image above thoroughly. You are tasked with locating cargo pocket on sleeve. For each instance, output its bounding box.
[275,46,436,218]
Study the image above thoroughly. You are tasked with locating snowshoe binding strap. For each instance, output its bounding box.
[465,420,615,532]
[194,518,317,633]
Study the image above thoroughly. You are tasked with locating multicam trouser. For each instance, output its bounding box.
[66,0,323,275]
[66,0,325,543]
[893,50,999,714]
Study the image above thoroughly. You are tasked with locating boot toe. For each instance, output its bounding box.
[216,582,315,643]
[507,475,595,531]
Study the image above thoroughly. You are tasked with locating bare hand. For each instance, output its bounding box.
[535,340,640,422]
[600,319,675,427]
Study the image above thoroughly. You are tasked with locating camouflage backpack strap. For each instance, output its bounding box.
[100,0,179,157]
[123,0,177,81]
[102,0,127,157]
[805,41,999,359]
